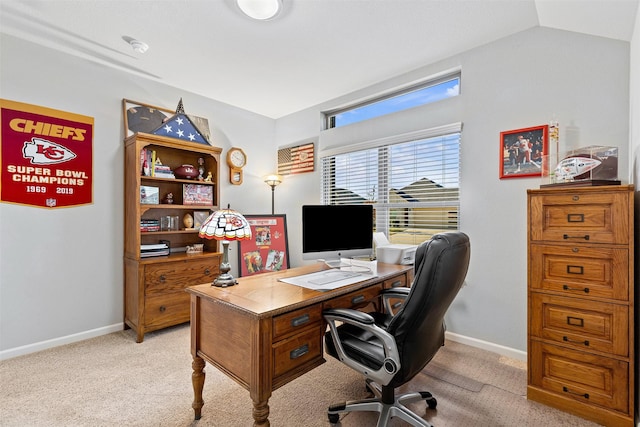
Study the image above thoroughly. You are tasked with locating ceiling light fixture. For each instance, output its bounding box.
[236,0,282,20]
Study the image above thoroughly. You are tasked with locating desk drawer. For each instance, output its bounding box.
[530,293,629,356]
[145,259,218,293]
[323,284,383,311]
[273,326,323,378]
[529,341,629,413]
[383,273,408,289]
[273,304,323,340]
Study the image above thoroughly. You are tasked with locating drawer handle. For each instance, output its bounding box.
[563,386,589,399]
[563,336,589,346]
[351,295,365,305]
[392,302,403,309]
[159,275,166,282]
[566,265,584,275]
[204,268,211,276]
[566,316,584,327]
[566,213,584,223]
[563,234,589,241]
[291,314,310,327]
[290,344,309,360]
[159,305,166,312]
[563,285,589,293]
[390,280,403,288]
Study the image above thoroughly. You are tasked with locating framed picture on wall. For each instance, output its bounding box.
[499,125,548,179]
[237,215,290,277]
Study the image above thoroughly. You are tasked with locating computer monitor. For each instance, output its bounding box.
[302,204,374,263]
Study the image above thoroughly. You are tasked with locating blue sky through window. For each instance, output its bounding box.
[332,78,460,128]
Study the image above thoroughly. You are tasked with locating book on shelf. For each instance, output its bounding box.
[140,243,170,258]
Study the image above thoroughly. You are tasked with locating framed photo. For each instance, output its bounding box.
[122,99,172,139]
[238,215,290,277]
[499,125,548,179]
[183,184,213,206]
[140,186,159,204]
[193,210,211,229]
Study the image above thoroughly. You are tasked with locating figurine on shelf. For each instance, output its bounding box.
[204,171,213,182]
[163,192,174,204]
[198,157,205,181]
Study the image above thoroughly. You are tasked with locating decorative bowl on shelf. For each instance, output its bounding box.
[173,164,199,179]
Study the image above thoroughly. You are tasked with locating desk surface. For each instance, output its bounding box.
[188,261,414,426]
[188,261,412,318]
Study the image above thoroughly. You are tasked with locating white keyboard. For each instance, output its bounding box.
[308,270,361,285]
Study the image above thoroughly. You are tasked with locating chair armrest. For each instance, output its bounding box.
[323,308,400,386]
[380,287,410,314]
[322,308,375,324]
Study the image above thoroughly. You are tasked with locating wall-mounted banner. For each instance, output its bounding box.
[1,99,94,208]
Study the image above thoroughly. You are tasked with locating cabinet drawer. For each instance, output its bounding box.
[145,291,190,329]
[529,244,629,301]
[273,326,323,378]
[530,293,629,356]
[273,304,323,340]
[145,258,218,292]
[529,191,630,244]
[323,284,383,311]
[529,341,629,413]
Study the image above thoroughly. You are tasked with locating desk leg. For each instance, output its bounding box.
[192,356,206,420]
[252,399,270,427]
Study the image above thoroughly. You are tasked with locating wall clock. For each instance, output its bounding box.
[226,147,247,185]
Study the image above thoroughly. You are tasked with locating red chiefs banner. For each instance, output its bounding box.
[1,99,93,208]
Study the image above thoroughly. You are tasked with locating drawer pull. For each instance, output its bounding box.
[351,295,366,305]
[566,316,584,327]
[291,314,310,327]
[566,265,584,275]
[159,305,166,312]
[563,234,589,241]
[563,336,589,346]
[563,386,589,399]
[204,268,211,276]
[390,280,403,288]
[566,213,584,223]
[159,275,166,283]
[563,285,589,293]
[392,302,403,309]
[290,344,309,360]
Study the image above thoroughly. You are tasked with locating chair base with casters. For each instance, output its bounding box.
[328,378,437,427]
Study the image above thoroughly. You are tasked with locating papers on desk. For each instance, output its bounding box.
[279,269,377,291]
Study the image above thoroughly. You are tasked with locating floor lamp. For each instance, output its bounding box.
[264,174,282,215]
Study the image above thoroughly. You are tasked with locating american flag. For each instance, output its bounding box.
[278,143,314,175]
[151,113,209,145]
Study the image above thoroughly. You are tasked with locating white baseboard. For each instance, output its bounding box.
[445,331,527,362]
[0,323,123,361]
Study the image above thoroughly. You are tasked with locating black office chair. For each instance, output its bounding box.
[323,231,470,426]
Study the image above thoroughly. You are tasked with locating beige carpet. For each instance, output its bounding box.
[0,324,601,426]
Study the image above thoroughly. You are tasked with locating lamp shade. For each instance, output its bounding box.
[237,0,282,20]
[264,174,282,187]
[199,207,252,241]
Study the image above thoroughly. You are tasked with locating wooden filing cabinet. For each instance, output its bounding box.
[527,185,635,426]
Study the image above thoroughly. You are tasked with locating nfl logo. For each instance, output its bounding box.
[46,198,57,207]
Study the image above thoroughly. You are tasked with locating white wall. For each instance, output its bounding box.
[0,35,277,358]
[276,26,630,354]
[0,25,633,359]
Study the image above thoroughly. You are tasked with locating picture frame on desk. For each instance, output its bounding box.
[499,125,548,179]
[238,215,289,277]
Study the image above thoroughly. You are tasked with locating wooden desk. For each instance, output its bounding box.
[188,262,413,426]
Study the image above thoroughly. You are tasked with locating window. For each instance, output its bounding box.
[321,129,460,245]
[325,73,460,129]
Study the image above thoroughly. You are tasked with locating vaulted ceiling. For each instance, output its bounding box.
[1,0,637,118]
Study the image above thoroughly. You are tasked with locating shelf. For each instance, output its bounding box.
[141,229,201,235]
[141,176,215,186]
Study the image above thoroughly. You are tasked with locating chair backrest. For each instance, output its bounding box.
[386,231,470,388]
